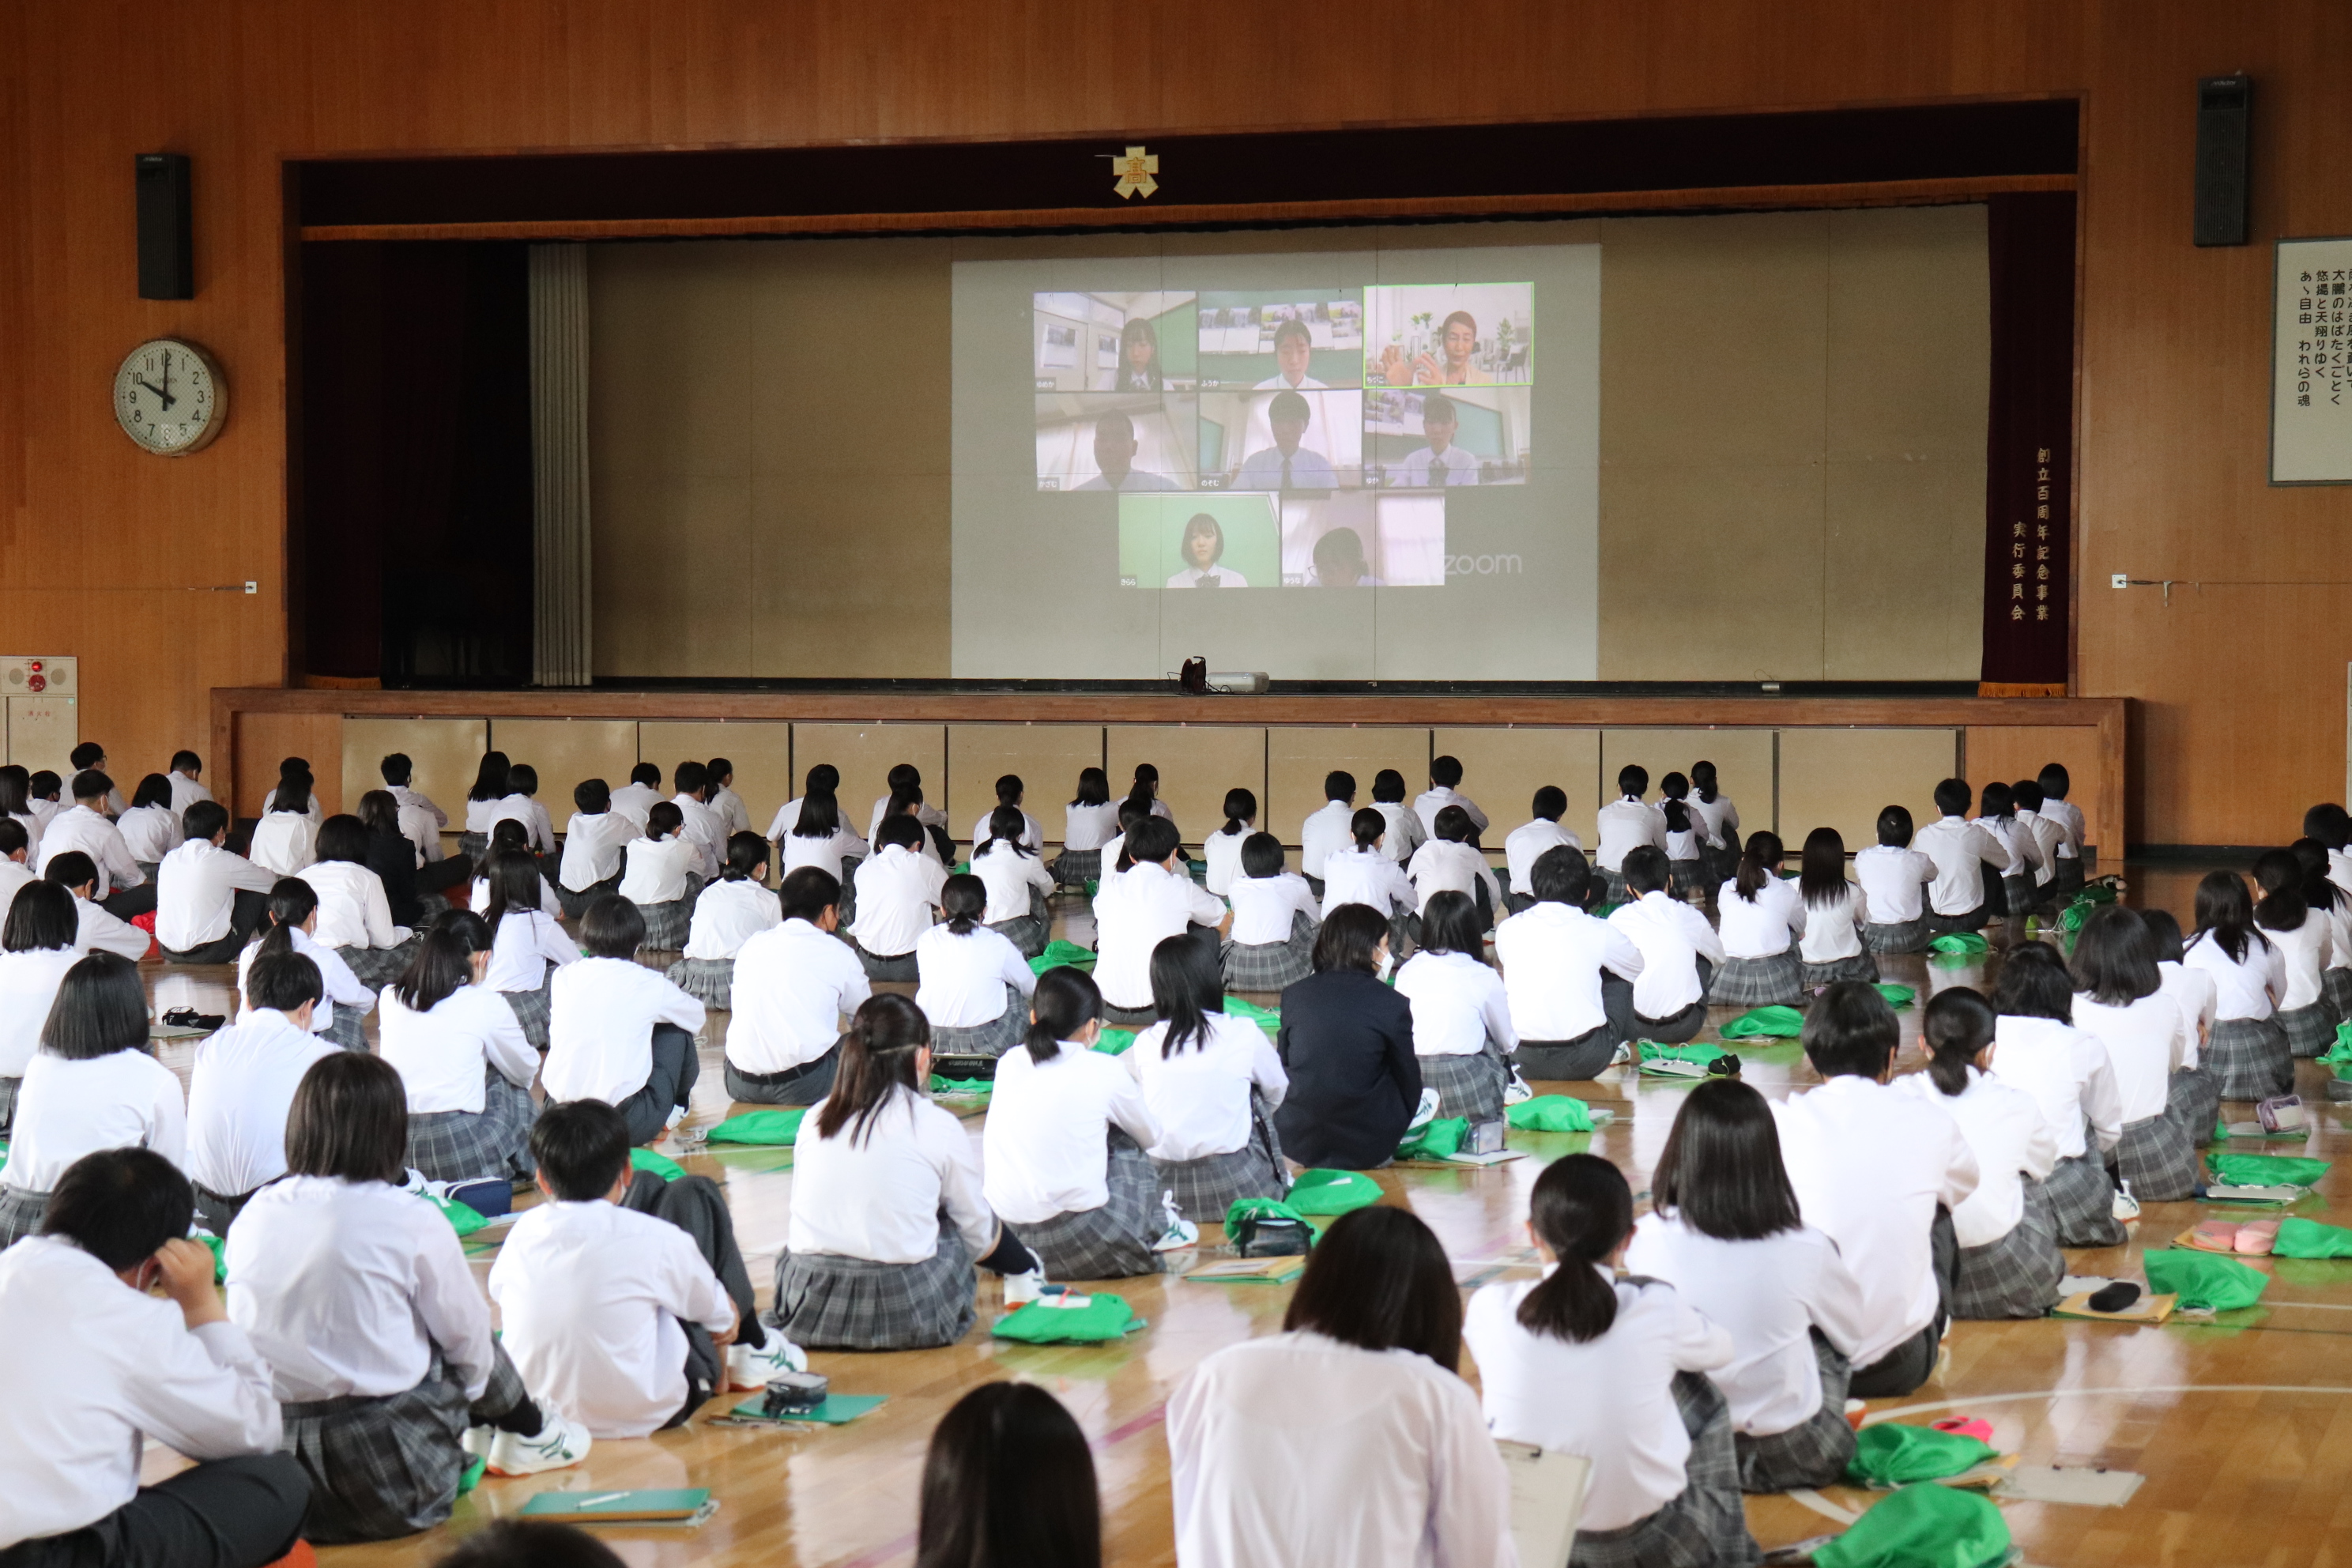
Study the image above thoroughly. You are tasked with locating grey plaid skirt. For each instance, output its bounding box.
[1596,867,1630,907]
[1050,848,1101,888]
[336,936,421,991]
[1861,918,1930,954]
[0,1183,47,1250]
[1950,1180,2064,1320]
[0,1076,15,1136]
[1418,1042,1508,1125]
[2326,966,2352,1024]
[929,986,1027,1057]
[1801,952,1880,986]
[632,876,703,952]
[1006,1131,1164,1281]
[2051,856,2086,898]
[499,976,553,1053]
[1668,859,1707,903]
[2166,1065,2222,1148]
[1223,910,1317,993]
[1155,1094,1288,1224]
[772,1217,977,1351]
[1706,951,1801,1008]
[2042,1148,2125,1247]
[989,891,1052,959]
[458,831,488,861]
[2281,999,2335,1058]
[2113,1110,2198,1202]
[666,956,736,1010]
[406,1071,537,1184]
[321,1008,367,1052]
[1733,1329,1855,1494]
[279,1344,528,1544]
[1570,1366,1759,1568]
[2207,1015,2293,1102]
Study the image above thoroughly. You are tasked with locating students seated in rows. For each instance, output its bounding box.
[2038,763,2086,895]
[1275,903,1420,1170]
[1407,805,1501,929]
[778,788,869,915]
[1170,1206,1513,1568]
[0,883,80,1135]
[544,896,706,1145]
[1971,781,2042,921]
[303,812,418,989]
[618,801,701,951]
[1318,808,1415,950]
[165,749,213,822]
[44,851,151,960]
[1203,787,1257,896]
[1223,831,1321,993]
[1096,794,1152,880]
[480,842,579,1051]
[668,831,779,1010]
[1413,754,1486,844]
[1915,779,2007,934]
[1493,845,1643,1080]
[0,819,28,925]
[1853,805,1936,952]
[1502,786,1579,914]
[1608,846,1723,1046]
[2012,778,2066,903]
[38,771,155,921]
[1773,983,1977,1398]
[970,772,1044,854]
[848,813,948,982]
[917,874,1038,1058]
[0,1148,307,1568]
[667,761,726,881]
[1298,770,1358,896]
[2062,911,2199,1200]
[1467,1155,1758,1567]
[379,751,448,863]
[380,912,541,1185]
[1795,827,1877,986]
[154,800,277,963]
[609,760,663,827]
[0,766,43,866]
[1594,764,1667,907]
[1986,940,2126,1246]
[0,952,186,1250]
[1626,1080,1870,1494]
[1394,891,1517,1121]
[1901,989,2063,1320]
[972,805,1056,957]
[1658,777,1710,904]
[227,1052,586,1541]
[877,783,955,866]
[726,869,872,1106]
[704,756,749,837]
[492,1099,798,1438]
[2144,906,2223,1120]
[778,994,1038,1349]
[1054,767,1119,888]
[866,761,952,846]
[918,1383,1102,1568]
[187,951,339,1237]
[2185,869,2290,1102]
[2292,836,2352,1024]
[1128,934,1289,1222]
[1370,769,1427,865]
[251,771,320,877]
[1709,831,1804,1008]
[24,768,62,838]
[236,879,375,1050]
[557,778,633,918]
[116,774,183,883]
[1094,816,1227,1027]
[357,789,466,925]
[2249,848,2334,1058]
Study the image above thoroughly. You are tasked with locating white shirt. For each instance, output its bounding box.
[559,811,635,891]
[780,826,869,884]
[2068,991,2192,1125]
[488,793,556,855]
[1608,891,1724,1018]
[789,1086,997,1265]
[2264,910,2331,1011]
[155,839,278,952]
[1772,1076,1978,1366]
[1853,845,1936,925]
[72,895,149,961]
[1169,563,1249,587]
[228,1176,496,1404]
[2015,810,2065,886]
[394,799,440,865]
[481,875,560,923]
[1320,845,1415,919]
[669,793,726,880]
[970,807,1045,853]
[1229,871,1321,947]
[301,859,409,952]
[1664,817,1705,862]
[1372,802,1426,865]
[186,1008,337,1197]
[726,919,873,1075]
[1797,882,1868,963]
[617,834,697,905]
[1989,1013,2123,1157]
[2044,797,2085,858]
[1971,814,2032,880]
[1393,949,1516,1057]
[849,844,948,958]
[390,782,447,831]
[1493,902,1645,1042]
[1913,816,2006,916]
[2185,929,2286,1020]
[1502,818,1581,895]
[0,947,77,1079]
[1095,861,1227,1010]
[1412,786,1488,839]
[1397,445,1479,485]
[914,924,1036,1028]
[1168,1330,1513,1568]
[484,907,580,993]
[0,858,26,925]
[972,840,1055,923]
[168,772,215,820]
[4,1048,187,1194]
[237,924,373,1038]
[609,781,662,827]
[379,982,538,1114]
[681,878,781,961]
[2159,959,2218,1055]
[1466,1269,1732,1533]
[1298,800,1355,880]
[543,958,706,1106]
[489,1200,735,1438]
[4,819,37,873]
[1203,827,1250,895]
[1624,1216,1871,1438]
[115,804,182,864]
[1895,1068,2055,1248]
[36,805,144,895]
[1717,876,1805,959]
[1594,795,1668,872]
[1063,800,1121,853]
[1404,839,1502,918]
[984,1043,1159,1223]
[708,783,751,836]
[0,1236,282,1551]
[249,811,318,877]
[1126,1012,1287,1163]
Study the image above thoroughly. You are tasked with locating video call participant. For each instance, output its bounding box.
[1234,390,1338,491]
[1074,410,1178,492]
[1166,514,1248,588]
[1310,526,1381,588]
[1396,392,1479,487]
[1378,309,1491,386]
[1115,317,1163,392]
[1253,318,1328,391]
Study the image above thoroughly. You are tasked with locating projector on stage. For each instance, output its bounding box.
[1207,671,1269,694]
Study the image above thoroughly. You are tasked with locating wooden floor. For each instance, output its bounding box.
[133,862,2352,1568]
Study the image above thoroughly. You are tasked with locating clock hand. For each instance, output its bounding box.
[159,352,176,409]
[134,377,169,402]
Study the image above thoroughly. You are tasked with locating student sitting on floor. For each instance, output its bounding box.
[1054,767,1119,889]
[227,1053,590,1541]
[0,883,81,1136]
[1987,940,2127,1246]
[1274,903,1419,1170]
[543,895,706,1147]
[1096,794,1153,881]
[186,951,338,1237]
[1852,805,1936,953]
[704,756,750,837]
[236,878,375,1051]
[2011,779,2066,907]
[1203,787,1257,895]
[1608,846,1723,1046]
[2293,836,2352,1026]
[1394,890,1518,1122]
[167,750,213,823]
[2038,763,2086,896]
[1094,816,1227,1027]
[1626,1079,1870,1494]
[1689,759,1743,888]
[1594,764,1668,908]
[1318,807,1416,951]
[2252,847,2334,1058]
[725,869,871,1106]
[250,771,320,879]
[967,773,1044,855]
[1914,780,2007,935]
[0,821,27,929]
[1658,772,1706,903]
[1709,831,1804,1008]
[1900,989,2063,1320]
[357,789,467,925]
[2144,906,2221,1108]
[470,820,560,918]
[24,769,62,839]
[866,762,952,848]
[1169,1205,1513,1568]
[116,774,182,884]
[379,911,541,1185]
[669,831,779,1010]
[985,966,1166,1280]
[918,1383,1102,1568]
[972,805,1056,958]
[778,993,1038,1350]
[668,761,726,882]
[303,813,419,989]
[1970,781,2041,922]
[1414,754,1487,844]
[0,1148,307,1567]
[1128,933,1290,1223]
[1370,770,1427,867]
[916,873,1038,1059]
[1406,805,1502,929]
[1466,1154,1758,1568]
[0,765,43,868]
[617,801,702,952]
[1493,845,1644,1081]
[1794,827,1878,987]
[480,844,579,1052]
[778,787,868,902]
[1223,831,1321,993]
[1502,786,1580,915]
[0,952,187,1250]
[609,760,663,829]
[2185,868,2291,1102]
[488,763,556,861]
[491,1099,799,1439]
[45,852,151,961]
[1773,982,1977,1399]
[459,752,512,861]
[37,770,155,919]
[847,814,948,982]
[1298,771,1360,900]
[378,752,447,865]
[2064,910,2202,1199]
[556,778,633,918]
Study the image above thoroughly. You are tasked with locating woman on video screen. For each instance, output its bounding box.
[1115,317,1163,392]
[1167,513,1247,589]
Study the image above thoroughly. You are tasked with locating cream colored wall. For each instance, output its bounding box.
[638,722,796,840]
[944,725,1105,842]
[340,718,484,839]
[488,719,639,827]
[789,724,948,837]
[1106,726,1268,843]
[1778,729,1962,852]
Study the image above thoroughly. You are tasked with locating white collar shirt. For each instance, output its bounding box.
[390,784,446,831]
[1203,826,1250,893]
[1988,1013,2122,1157]
[1168,563,1250,587]
[867,793,949,846]
[559,812,635,891]
[789,1087,997,1264]
[1687,793,1740,849]
[379,982,539,1114]
[1853,845,1935,925]
[1969,815,2029,877]
[1125,1012,1287,1163]
[249,812,318,877]
[1404,839,1502,917]
[2067,990,2191,1124]
[1715,875,1806,959]
[1094,861,1225,1009]
[1062,800,1121,853]
[1398,445,1479,485]
[681,879,781,961]
[187,1009,337,1197]
[781,826,869,883]
[1228,872,1320,947]
[1913,816,2006,916]
[168,773,215,820]
[725,920,871,1075]
[983,1044,1160,1223]
[1595,796,1668,872]
[74,895,150,961]
[0,858,27,925]
[543,958,706,1106]
[1503,818,1581,893]
[115,805,182,864]
[707,784,751,836]
[395,800,439,865]
[237,924,374,1037]
[1894,1068,2054,1249]
[1318,846,1415,921]
[1664,823,1705,861]
[849,846,948,959]
[971,808,1045,854]
[2158,960,2218,1057]
[1492,901,1645,1042]
[1372,802,1426,865]
[608,782,661,828]
[2185,929,2286,1020]
[487,793,554,855]
[1412,786,1488,839]
[1298,800,1356,880]
[484,907,579,993]
[38,805,144,895]
[1392,949,1515,1057]
[156,839,277,951]
[914,924,1037,1028]
[669,794,724,879]
[972,840,1055,923]
[301,860,408,952]
[2264,910,2331,1010]
[1796,882,1867,963]
[2015,810,2064,885]
[0,946,78,1079]
[2045,799,2084,858]
[6,1048,187,1194]
[617,835,696,906]
[1608,891,1724,1017]
[2326,895,2352,974]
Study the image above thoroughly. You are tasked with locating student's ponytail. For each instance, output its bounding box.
[940,873,986,936]
[1024,966,1101,1065]
[1517,1155,1630,1344]
[1690,760,1720,806]
[1661,799,1690,835]
[249,878,318,963]
[979,805,1035,861]
[394,909,492,1013]
[817,994,930,1147]
[1732,830,1782,904]
[1220,787,1257,838]
[722,830,768,883]
[1920,986,1994,1098]
[1349,806,1386,851]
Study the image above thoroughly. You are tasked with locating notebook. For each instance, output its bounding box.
[1497,1442,1589,1568]
[518,1488,714,1523]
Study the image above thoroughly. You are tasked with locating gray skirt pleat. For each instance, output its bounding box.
[1154,1094,1289,1224]
[1861,918,1930,954]
[2041,1147,2125,1247]
[928,986,1027,1058]
[1005,1130,1164,1281]
[772,1216,977,1351]
[2207,1015,2293,1102]
[1223,908,1317,993]
[1706,951,1802,1008]
[1800,952,1879,986]
[1949,1180,2064,1320]
[1733,1330,1856,1494]
[666,956,737,1010]
[2113,1110,2198,1201]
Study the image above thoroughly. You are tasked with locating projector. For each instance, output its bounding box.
[1208,671,1269,694]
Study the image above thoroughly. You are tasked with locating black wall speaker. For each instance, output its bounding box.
[2193,74,2251,247]
[135,153,194,300]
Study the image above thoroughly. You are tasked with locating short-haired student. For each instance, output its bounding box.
[725,868,873,1106]
[0,1148,307,1566]
[379,911,542,1185]
[609,760,664,828]
[667,831,780,1010]
[1054,767,1120,889]
[0,765,43,869]
[167,748,213,821]
[849,813,949,982]
[970,772,1045,856]
[667,760,726,883]
[916,873,1038,1059]
[556,778,633,918]
[2184,868,2292,1102]
[1413,753,1487,844]
[1625,1079,1871,1493]
[1687,759,1743,887]
[0,882,81,1134]
[543,896,707,1147]
[1852,805,1936,953]
[0,817,29,928]
[1795,826,1879,986]
[1492,845,1644,1081]
[40,769,157,919]
[1986,940,2127,1247]
[250,771,321,878]
[865,760,953,849]
[236,878,375,1051]
[1502,785,1580,914]
[1465,1155,1759,1566]
[1222,831,1321,993]
[1913,779,2008,934]
[1969,780,2041,922]
[2064,909,2203,1200]
[227,1054,589,1541]
[616,800,702,951]
[2037,762,2086,897]
[303,812,419,989]
[1298,769,1358,896]
[1405,804,1502,929]
[1608,846,1724,1046]
[972,805,1056,958]
[1394,890,1518,1121]
[1093,816,1227,1027]
[1317,807,1417,952]
[1594,763,1668,907]
[45,850,152,961]
[116,773,183,882]
[1127,932,1290,1222]
[185,950,338,1236]
[1370,769,1427,866]
[378,751,449,862]
[704,756,750,837]
[1708,831,1804,1008]
[1274,903,1421,1170]
[778,994,1039,1349]
[153,799,277,963]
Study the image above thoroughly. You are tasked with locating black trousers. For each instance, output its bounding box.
[1847,1205,1958,1399]
[1632,958,1716,1046]
[1512,972,1638,1080]
[99,884,158,922]
[416,854,473,895]
[159,890,271,967]
[0,1453,309,1568]
[724,1044,839,1106]
[613,1023,699,1146]
[620,1169,763,1427]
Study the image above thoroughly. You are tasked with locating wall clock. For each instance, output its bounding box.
[113,337,225,454]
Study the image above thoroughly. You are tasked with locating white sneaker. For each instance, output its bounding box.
[2112,1179,2141,1223]
[726,1331,810,1391]
[1502,1065,1535,1106]
[1408,1087,1442,1135]
[664,1105,689,1132]
[1004,1268,1046,1306]
[1150,1189,1199,1252]
[461,1427,493,1461]
[485,1414,593,1476]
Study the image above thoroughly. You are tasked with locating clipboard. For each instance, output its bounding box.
[1497,1441,1589,1568]
[518,1488,714,1523]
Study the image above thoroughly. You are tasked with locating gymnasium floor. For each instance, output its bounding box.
[132,863,2352,1568]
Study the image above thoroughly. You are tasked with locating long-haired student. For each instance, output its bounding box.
[725,869,873,1106]
[1223,831,1322,993]
[2065,908,2202,1197]
[303,813,419,989]
[356,788,462,926]
[2143,906,2222,1118]
[1093,816,1227,1027]
[0,763,44,865]
[1394,890,1518,1121]
[2293,835,2352,1024]
[0,883,81,1134]
[1127,933,1290,1221]
[916,873,1038,1058]
[1466,1155,1758,1567]
[1688,759,1743,888]
[380,911,542,1185]
[185,951,338,1236]
[1970,781,2041,921]
[478,844,580,1052]
[972,805,1056,958]
[2185,869,2291,1102]
[117,773,183,883]
[1608,846,1724,1046]
[1986,940,2127,1246]
[250,771,320,878]
[46,850,153,961]
[849,814,949,982]
[1658,774,1709,904]
[1055,767,1120,889]
[918,1382,1102,1568]
[469,819,561,919]
[1852,805,1936,953]
[236,878,376,1051]
[543,896,707,1147]
[780,788,869,927]
[616,800,701,952]
[1795,827,1878,986]
[1276,903,1421,1170]
[556,778,634,918]
[1204,787,1258,896]
[1708,831,1805,1008]
[1494,845,1645,1081]
[669,831,780,1010]
[2252,847,2335,1057]
[461,751,512,861]
[967,773,1045,857]
[0,818,29,929]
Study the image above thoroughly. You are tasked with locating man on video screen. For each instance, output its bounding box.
[1234,390,1338,491]
[1074,409,1179,491]
[1310,526,1382,587]
[1396,393,1479,486]
[1253,318,1329,392]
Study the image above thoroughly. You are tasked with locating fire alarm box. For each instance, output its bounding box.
[1,657,79,778]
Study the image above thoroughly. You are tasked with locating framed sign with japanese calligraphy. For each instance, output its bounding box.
[2272,237,2352,484]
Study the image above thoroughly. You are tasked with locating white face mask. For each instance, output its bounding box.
[1377,949,1395,980]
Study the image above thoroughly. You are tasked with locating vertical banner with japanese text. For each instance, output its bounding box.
[1980,192,2076,694]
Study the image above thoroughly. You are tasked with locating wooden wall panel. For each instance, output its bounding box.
[788,723,948,839]
[944,724,1104,845]
[635,721,794,841]
[339,718,484,846]
[1598,729,1777,835]
[1777,729,1961,852]
[1431,728,1602,842]
[1966,725,2109,857]
[1265,728,1430,846]
[1105,726,1267,846]
[233,713,345,818]
[483,719,639,831]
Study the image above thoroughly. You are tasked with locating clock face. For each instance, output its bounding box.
[113,338,225,455]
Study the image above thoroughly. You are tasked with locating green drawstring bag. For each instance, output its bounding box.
[424,1193,489,1238]
[1396,1117,1468,1161]
[1506,1095,1594,1133]
[1592,901,1624,918]
[2322,1026,2352,1080]
[2207,1152,2331,1188]
[929,1074,993,1099]
[1084,879,1100,899]
[1843,1422,1999,1485]
[1221,997,1281,1038]
[201,1232,228,1283]
[629,1147,685,1182]
[2143,1249,2269,1310]
[2273,1217,2352,1259]
[1928,931,1991,956]
[1225,1197,1315,1255]
[1811,1483,2012,1568]
[1095,1028,1136,1056]
[1720,1005,1806,1039]
[704,1109,805,1146]
[2059,901,2096,932]
[1287,1168,1382,1215]
[1875,983,1917,1008]
[992,1293,1141,1344]
[1638,1042,1729,1074]
[2075,881,2120,906]
[1030,940,1099,975]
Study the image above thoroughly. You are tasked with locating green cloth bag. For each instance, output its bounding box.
[929,1074,993,1099]
[1287,1168,1382,1215]
[1222,997,1281,1038]
[2143,1248,2268,1310]
[1638,1042,1728,1072]
[1720,1005,1806,1039]
[201,1232,228,1283]
[1842,1422,1998,1485]
[1505,1095,1594,1133]
[1225,1197,1311,1229]
[1396,1117,1468,1161]
[1029,939,1098,975]
[1874,983,1917,1008]
[1592,901,1624,918]
[991,1293,1139,1344]
[629,1148,685,1182]
[2274,1217,2352,1259]
[424,1193,488,1238]
[1811,1483,2012,1568]
[1928,931,1990,956]
[1095,1028,1136,1056]
[703,1109,805,1147]
[2207,1152,2331,1188]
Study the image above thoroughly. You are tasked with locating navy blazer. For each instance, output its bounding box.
[1273,968,1421,1170]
